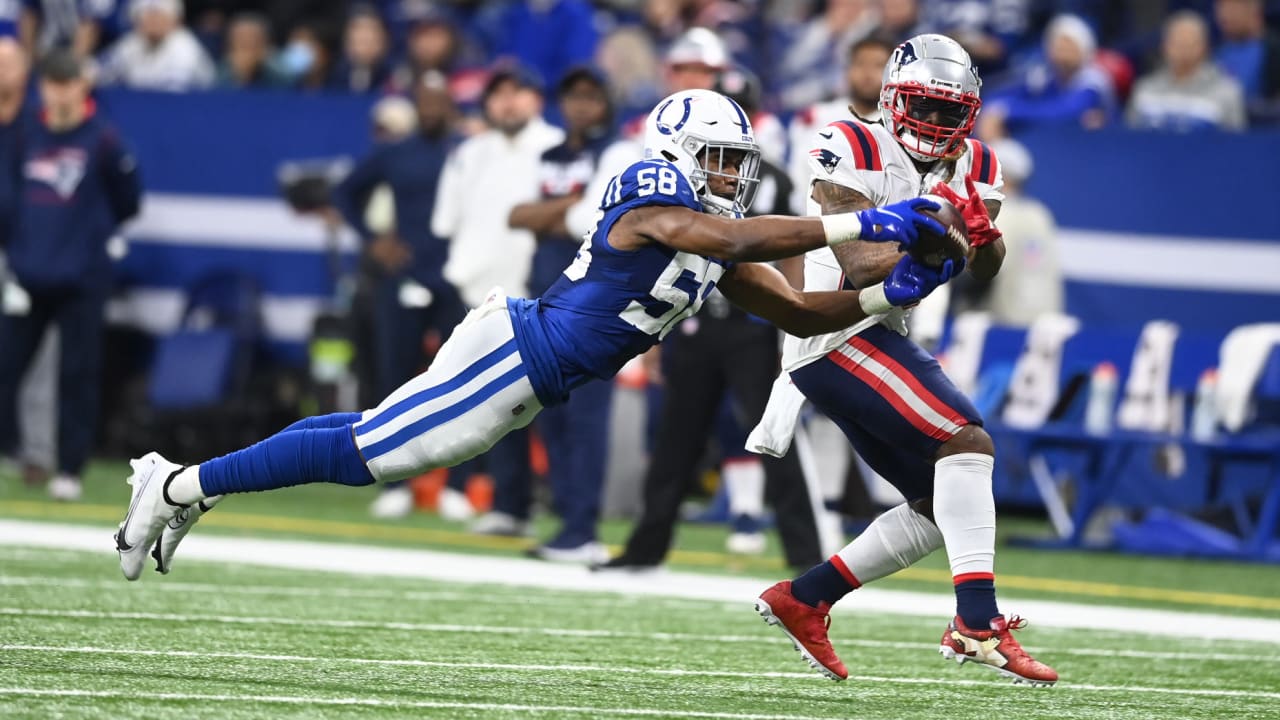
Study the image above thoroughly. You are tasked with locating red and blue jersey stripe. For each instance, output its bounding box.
[966,139,999,185]
[829,120,883,172]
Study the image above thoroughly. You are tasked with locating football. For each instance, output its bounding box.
[909,194,970,268]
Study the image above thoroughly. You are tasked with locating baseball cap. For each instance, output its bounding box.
[482,62,544,100]
[38,48,84,82]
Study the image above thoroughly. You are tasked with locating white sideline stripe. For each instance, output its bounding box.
[106,289,324,343]
[123,193,361,253]
[1058,229,1280,293]
[0,688,812,719]
[2,576,1273,664]
[3,520,1280,644]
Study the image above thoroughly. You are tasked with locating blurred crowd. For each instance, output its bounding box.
[1,0,1278,130]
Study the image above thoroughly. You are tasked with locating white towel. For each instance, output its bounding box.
[1215,323,1280,432]
[1001,313,1080,429]
[941,311,992,397]
[1117,320,1179,432]
[746,372,807,458]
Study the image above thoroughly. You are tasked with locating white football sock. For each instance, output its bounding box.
[932,452,997,579]
[165,464,207,506]
[833,502,943,585]
[724,458,765,518]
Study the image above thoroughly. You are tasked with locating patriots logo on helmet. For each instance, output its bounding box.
[809,148,841,173]
[896,41,918,66]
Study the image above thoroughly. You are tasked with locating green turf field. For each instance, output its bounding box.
[2,545,1279,720]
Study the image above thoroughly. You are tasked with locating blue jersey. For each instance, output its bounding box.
[508,159,731,406]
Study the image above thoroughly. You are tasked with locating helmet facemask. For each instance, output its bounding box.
[680,135,761,216]
[883,82,981,161]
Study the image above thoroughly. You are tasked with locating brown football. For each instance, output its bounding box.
[909,194,970,268]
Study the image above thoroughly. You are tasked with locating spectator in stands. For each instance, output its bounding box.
[98,0,215,91]
[389,11,461,93]
[919,0,1032,74]
[878,0,924,41]
[277,21,335,92]
[18,0,119,58]
[0,49,140,501]
[982,14,1115,135]
[216,12,288,89]
[431,64,563,536]
[1214,0,1280,102]
[331,71,469,520]
[1128,11,1246,132]
[492,0,597,97]
[971,138,1061,326]
[776,0,879,111]
[787,34,893,212]
[331,4,391,94]
[507,66,615,563]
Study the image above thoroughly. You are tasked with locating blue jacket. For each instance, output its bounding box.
[7,107,141,291]
[331,131,454,290]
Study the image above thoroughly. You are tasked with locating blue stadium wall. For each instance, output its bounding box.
[99,89,1280,364]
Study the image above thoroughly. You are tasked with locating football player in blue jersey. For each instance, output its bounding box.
[113,89,961,581]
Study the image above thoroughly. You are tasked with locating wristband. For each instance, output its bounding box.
[821,212,863,246]
[858,282,893,315]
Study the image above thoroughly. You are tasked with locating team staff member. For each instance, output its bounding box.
[0,48,141,499]
[508,66,616,563]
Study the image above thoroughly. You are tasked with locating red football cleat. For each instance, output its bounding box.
[755,581,848,681]
[939,614,1058,686]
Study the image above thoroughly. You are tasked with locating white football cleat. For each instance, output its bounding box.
[726,531,767,555]
[370,484,414,519]
[152,494,221,574]
[47,474,83,502]
[437,486,475,521]
[469,511,527,537]
[114,452,187,581]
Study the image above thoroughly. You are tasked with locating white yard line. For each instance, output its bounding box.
[1,648,1277,702]
[1,575,1274,664]
[2,519,1278,644]
[0,688,814,719]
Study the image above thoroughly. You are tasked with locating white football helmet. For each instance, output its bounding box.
[880,34,983,161]
[643,89,762,216]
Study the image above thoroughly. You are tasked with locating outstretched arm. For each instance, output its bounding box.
[608,197,942,263]
[717,259,960,338]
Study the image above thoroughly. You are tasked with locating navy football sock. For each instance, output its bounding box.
[199,425,374,496]
[955,577,999,629]
[790,558,858,608]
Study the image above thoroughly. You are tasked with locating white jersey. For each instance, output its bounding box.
[786,99,882,212]
[782,118,1004,371]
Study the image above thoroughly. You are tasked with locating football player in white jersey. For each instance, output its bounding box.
[753,34,1058,686]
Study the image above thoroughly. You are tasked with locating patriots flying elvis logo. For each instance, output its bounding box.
[810,148,841,174]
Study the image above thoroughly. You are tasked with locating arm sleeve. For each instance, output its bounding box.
[331,147,388,240]
[565,139,638,239]
[100,130,141,225]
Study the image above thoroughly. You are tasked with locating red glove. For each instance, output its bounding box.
[931,176,1003,248]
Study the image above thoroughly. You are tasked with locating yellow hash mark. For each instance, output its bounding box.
[2,499,1278,612]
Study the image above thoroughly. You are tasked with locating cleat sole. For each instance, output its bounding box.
[754,598,844,682]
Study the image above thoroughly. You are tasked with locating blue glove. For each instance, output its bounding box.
[884,255,964,307]
[856,197,945,248]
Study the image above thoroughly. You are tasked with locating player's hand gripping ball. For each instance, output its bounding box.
[908,194,970,268]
